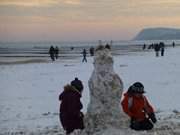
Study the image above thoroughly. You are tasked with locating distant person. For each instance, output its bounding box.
[71,47,74,50]
[154,43,160,57]
[55,46,59,59]
[82,49,87,62]
[142,44,146,50]
[89,47,94,56]
[121,82,157,131]
[105,43,111,49]
[172,42,175,48]
[159,42,165,56]
[49,46,55,61]
[148,44,154,49]
[59,77,84,135]
[148,44,151,49]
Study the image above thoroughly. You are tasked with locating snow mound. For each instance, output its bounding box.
[84,46,128,135]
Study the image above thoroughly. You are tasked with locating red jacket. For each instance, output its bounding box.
[121,92,154,121]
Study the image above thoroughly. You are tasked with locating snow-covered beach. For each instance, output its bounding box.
[1,46,180,134]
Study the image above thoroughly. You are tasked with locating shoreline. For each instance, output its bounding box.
[0,45,150,65]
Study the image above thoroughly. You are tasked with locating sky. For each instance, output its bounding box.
[0,0,180,42]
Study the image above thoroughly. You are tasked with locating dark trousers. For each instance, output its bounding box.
[60,113,84,134]
[155,51,159,57]
[161,50,164,56]
[50,54,55,61]
[130,118,153,131]
[82,57,87,62]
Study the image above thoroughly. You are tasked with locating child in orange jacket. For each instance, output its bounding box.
[121,82,157,130]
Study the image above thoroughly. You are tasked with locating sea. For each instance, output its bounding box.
[0,40,179,58]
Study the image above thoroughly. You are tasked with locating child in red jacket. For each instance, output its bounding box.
[121,82,157,131]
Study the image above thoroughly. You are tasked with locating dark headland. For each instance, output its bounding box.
[134,27,180,40]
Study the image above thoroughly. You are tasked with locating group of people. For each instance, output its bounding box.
[59,78,157,134]
[49,46,59,61]
[143,42,165,57]
[48,44,110,63]
[154,42,165,57]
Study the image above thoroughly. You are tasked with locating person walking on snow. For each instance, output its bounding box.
[154,44,160,57]
[49,46,55,61]
[121,82,157,131]
[59,78,84,135]
[159,42,165,56]
[54,46,59,59]
[82,49,87,62]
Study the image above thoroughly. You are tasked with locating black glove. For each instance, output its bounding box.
[148,113,157,123]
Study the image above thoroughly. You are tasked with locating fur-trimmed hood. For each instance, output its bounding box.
[59,84,81,101]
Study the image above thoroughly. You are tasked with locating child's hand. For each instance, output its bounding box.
[148,113,157,123]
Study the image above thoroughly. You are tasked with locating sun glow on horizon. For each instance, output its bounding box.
[1,0,180,41]
[0,0,82,7]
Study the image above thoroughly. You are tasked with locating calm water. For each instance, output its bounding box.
[0,40,179,57]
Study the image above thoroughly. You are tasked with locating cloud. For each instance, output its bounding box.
[1,0,180,32]
[0,0,82,7]
[1,0,180,17]
[64,0,81,5]
[130,0,180,8]
[0,0,58,7]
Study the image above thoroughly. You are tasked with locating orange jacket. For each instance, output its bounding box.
[121,92,154,121]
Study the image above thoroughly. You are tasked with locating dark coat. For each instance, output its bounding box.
[154,44,160,52]
[49,46,55,55]
[59,85,84,133]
